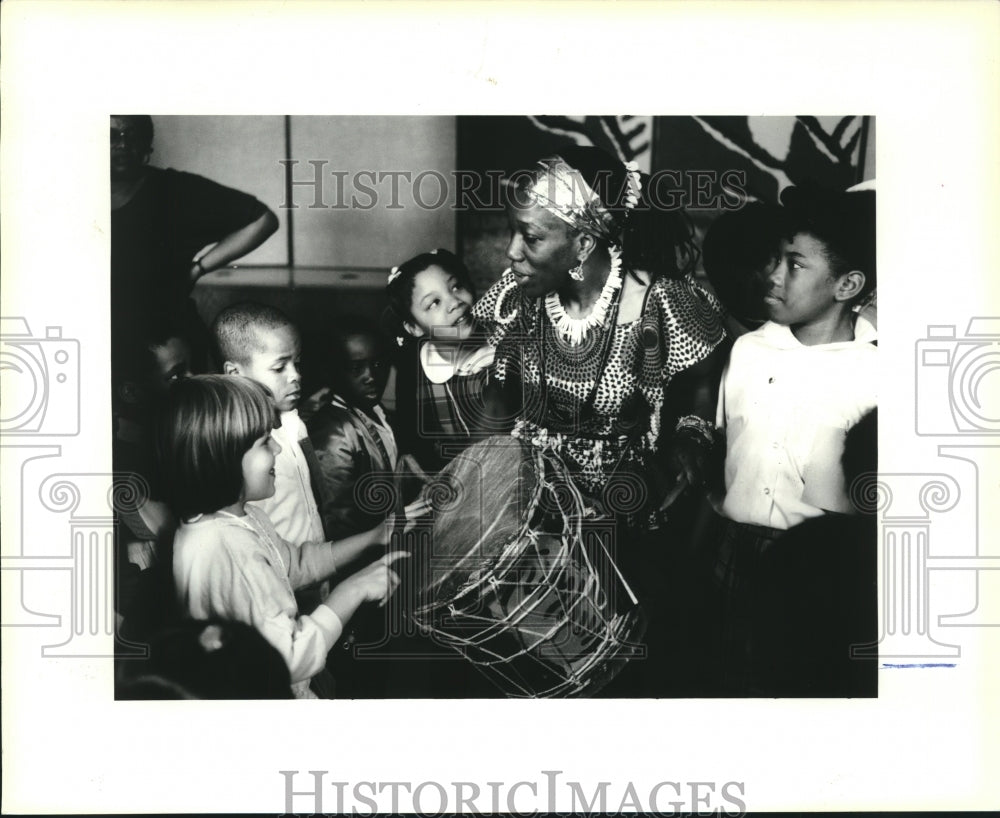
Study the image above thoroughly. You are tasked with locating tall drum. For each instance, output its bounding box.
[409,436,645,698]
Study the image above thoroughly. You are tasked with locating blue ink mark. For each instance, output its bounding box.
[881,663,957,668]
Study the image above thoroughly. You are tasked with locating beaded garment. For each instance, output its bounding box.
[472,269,725,504]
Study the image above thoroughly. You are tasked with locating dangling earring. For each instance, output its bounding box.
[568,262,584,282]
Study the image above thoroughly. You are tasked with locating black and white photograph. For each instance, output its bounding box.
[2,1,998,815]
[109,113,878,703]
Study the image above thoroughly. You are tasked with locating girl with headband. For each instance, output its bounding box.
[385,249,510,475]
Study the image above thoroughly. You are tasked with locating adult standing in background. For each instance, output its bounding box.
[111,115,278,652]
[110,114,279,372]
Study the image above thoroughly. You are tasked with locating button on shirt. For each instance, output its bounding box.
[717,319,877,529]
[250,409,325,546]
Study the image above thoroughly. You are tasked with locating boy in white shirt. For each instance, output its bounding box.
[212,303,326,547]
[709,186,877,692]
[718,187,877,526]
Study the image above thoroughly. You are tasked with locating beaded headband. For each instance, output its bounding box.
[521,156,642,245]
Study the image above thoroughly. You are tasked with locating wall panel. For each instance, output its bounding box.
[288,116,456,269]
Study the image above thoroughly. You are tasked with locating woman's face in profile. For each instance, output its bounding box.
[504,201,580,299]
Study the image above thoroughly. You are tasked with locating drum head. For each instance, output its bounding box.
[418,437,540,602]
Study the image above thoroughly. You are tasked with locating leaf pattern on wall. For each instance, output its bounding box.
[677,116,868,201]
[526,115,653,171]
[457,115,871,288]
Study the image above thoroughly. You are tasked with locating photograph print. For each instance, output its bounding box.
[110,114,878,701]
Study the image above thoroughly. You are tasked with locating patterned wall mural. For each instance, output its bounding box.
[457,115,873,291]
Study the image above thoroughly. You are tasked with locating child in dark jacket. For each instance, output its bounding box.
[307,317,399,540]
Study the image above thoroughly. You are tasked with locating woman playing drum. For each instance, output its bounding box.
[472,146,727,528]
[407,147,728,697]
[401,147,725,697]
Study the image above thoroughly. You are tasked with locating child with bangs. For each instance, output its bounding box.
[158,375,408,698]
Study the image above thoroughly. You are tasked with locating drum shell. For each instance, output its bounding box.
[411,437,646,698]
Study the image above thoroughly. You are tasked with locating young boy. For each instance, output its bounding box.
[718,186,877,527]
[306,316,399,540]
[212,303,326,547]
[707,186,877,693]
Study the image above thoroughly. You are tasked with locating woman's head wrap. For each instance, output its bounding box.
[516,154,642,246]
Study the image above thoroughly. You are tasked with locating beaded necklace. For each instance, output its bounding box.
[543,246,623,346]
[533,270,624,430]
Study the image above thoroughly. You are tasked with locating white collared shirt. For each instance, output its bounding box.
[419,342,495,385]
[717,318,877,529]
[249,409,325,546]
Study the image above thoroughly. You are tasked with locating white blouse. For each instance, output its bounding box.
[173,504,341,697]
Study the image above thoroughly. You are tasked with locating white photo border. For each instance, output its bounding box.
[2,1,998,813]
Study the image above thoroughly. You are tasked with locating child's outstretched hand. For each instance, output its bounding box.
[322,552,409,627]
[336,551,409,609]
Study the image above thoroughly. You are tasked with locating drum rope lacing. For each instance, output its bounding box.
[410,445,643,697]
